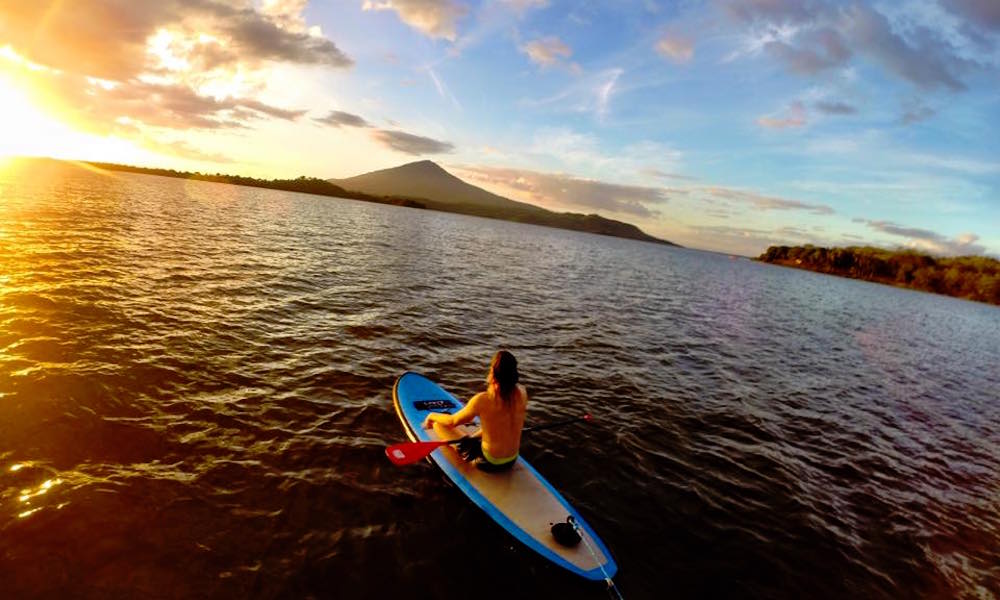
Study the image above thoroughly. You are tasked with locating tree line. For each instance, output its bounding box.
[758,245,1000,306]
[85,161,427,209]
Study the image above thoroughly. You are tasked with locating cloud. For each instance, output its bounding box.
[844,4,969,91]
[308,107,455,156]
[721,2,981,92]
[453,165,671,217]
[704,187,834,215]
[314,110,371,127]
[596,69,622,120]
[815,100,857,115]
[237,99,308,121]
[21,71,304,133]
[864,220,987,256]
[370,130,454,155]
[757,101,807,129]
[901,104,936,125]
[641,167,696,181]
[520,37,573,67]
[655,34,695,63]
[98,81,306,129]
[0,1,168,80]
[940,0,1000,33]
[0,0,349,163]
[686,223,815,257]
[218,9,353,67]
[0,0,352,81]
[502,0,549,14]
[362,0,468,41]
[722,0,824,25]
[764,27,850,74]
[896,152,1000,175]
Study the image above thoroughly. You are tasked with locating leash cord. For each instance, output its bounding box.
[569,516,624,600]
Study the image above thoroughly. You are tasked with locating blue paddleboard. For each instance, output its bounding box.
[393,371,617,581]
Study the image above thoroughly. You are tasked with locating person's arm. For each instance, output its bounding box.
[423,393,482,429]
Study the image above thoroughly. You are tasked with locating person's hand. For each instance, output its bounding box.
[422,415,434,429]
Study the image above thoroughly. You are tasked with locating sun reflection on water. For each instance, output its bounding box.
[19,477,62,503]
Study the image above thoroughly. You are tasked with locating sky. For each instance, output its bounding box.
[0,0,997,257]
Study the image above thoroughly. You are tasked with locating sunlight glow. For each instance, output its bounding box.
[0,74,64,157]
[0,46,52,72]
[0,71,159,164]
[147,29,190,72]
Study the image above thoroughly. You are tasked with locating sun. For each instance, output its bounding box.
[0,73,63,158]
[0,55,157,165]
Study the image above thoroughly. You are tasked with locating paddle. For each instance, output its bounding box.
[385,413,592,466]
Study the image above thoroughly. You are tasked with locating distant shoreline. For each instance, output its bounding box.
[68,159,676,247]
[82,160,428,209]
[757,245,1000,306]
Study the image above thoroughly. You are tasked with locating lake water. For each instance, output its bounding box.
[1,161,998,599]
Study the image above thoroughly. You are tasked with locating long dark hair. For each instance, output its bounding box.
[490,350,519,405]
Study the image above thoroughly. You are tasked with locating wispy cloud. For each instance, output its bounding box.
[864,220,987,256]
[527,127,684,180]
[685,223,834,258]
[596,68,623,121]
[722,0,822,26]
[371,130,454,155]
[520,37,573,67]
[452,164,671,217]
[501,0,549,15]
[757,101,807,129]
[814,100,857,115]
[314,110,372,127]
[426,67,463,110]
[641,167,696,182]
[765,27,851,74]
[519,68,625,121]
[655,34,694,63]
[900,102,936,125]
[308,106,454,156]
[897,152,1000,175]
[704,186,835,215]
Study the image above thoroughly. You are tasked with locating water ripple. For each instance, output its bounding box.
[1,162,998,599]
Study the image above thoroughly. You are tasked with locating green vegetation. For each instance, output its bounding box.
[85,161,427,209]
[758,245,1000,306]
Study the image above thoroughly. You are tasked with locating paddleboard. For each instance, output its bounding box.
[392,371,618,581]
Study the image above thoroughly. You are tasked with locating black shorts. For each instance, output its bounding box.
[456,438,517,472]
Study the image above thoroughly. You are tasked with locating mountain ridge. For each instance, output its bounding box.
[330,161,678,246]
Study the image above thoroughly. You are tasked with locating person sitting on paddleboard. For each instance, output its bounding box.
[422,350,528,472]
